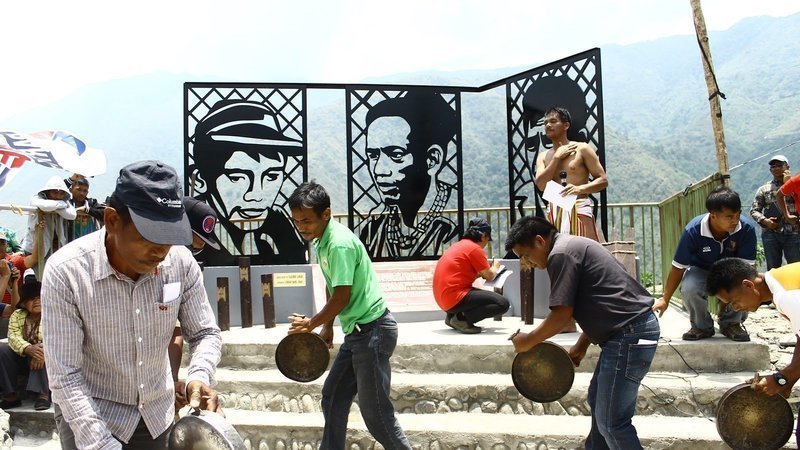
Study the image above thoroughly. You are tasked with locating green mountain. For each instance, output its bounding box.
[2,13,799,237]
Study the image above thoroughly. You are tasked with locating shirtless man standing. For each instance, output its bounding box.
[534,107,608,242]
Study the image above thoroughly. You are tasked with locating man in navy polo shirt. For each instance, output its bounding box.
[652,186,757,341]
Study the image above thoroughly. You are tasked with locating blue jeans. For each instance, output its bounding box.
[321,310,410,450]
[585,311,660,450]
[681,266,746,329]
[762,232,800,270]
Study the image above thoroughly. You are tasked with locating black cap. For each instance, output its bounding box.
[183,197,221,250]
[468,217,492,240]
[195,101,303,156]
[113,161,192,245]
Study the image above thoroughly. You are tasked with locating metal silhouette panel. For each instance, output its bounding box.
[346,88,464,261]
[505,49,607,237]
[184,84,308,266]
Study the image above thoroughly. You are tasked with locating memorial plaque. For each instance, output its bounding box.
[372,261,439,313]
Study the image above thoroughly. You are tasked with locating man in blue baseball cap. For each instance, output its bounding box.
[42,160,222,449]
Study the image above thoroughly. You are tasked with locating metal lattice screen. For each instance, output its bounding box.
[185,85,307,206]
[184,84,308,266]
[346,88,464,260]
[505,48,607,236]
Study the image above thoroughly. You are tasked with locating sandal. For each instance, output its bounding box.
[34,396,51,411]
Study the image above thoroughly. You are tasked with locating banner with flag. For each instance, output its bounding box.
[0,130,106,190]
[0,148,29,191]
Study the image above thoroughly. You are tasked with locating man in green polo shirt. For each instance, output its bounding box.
[287,181,411,450]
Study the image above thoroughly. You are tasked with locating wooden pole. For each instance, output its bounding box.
[261,273,276,328]
[216,277,230,331]
[689,0,730,186]
[239,257,252,328]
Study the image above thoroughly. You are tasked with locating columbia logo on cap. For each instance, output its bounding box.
[156,197,183,208]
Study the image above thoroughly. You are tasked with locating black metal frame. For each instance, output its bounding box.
[345,87,464,261]
[502,48,607,238]
[184,84,308,207]
[183,48,606,264]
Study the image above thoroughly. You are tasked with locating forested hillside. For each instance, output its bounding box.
[2,13,798,235]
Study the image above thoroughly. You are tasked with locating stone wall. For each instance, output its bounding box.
[218,383,719,418]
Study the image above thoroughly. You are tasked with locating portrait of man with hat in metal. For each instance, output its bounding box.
[189,99,307,266]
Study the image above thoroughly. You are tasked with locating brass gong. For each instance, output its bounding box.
[716,383,793,450]
[169,410,246,450]
[511,341,575,403]
[275,332,330,383]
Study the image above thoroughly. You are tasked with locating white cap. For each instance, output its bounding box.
[769,155,789,164]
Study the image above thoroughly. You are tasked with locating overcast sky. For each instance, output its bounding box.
[1,0,798,119]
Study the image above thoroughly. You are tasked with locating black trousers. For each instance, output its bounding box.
[55,403,171,450]
[446,288,510,324]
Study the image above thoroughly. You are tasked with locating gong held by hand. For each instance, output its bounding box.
[509,336,575,403]
[276,315,330,383]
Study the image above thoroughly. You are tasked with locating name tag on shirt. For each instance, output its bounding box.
[162,282,181,303]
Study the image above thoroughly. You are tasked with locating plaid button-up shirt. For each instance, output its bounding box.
[751,179,799,235]
[42,229,221,449]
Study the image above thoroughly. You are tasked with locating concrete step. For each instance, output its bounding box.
[220,410,761,450]
[3,400,56,444]
[7,406,797,450]
[217,320,771,373]
[5,408,797,450]
[210,368,781,418]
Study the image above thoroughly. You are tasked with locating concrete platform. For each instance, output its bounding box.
[3,307,787,449]
[218,308,770,373]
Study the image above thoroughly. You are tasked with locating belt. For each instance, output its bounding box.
[353,308,390,333]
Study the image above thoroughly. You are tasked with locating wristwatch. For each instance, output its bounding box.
[774,371,788,387]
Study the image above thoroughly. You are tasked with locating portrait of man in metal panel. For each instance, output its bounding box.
[520,74,606,241]
[189,100,306,265]
[520,74,590,218]
[359,91,459,259]
[522,75,590,160]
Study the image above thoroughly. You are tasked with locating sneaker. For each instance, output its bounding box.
[682,327,715,341]
[720,323,750,342]
[445,313,455,329]
[449,316,482,334]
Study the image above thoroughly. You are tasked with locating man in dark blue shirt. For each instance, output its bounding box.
[652,186,757,341]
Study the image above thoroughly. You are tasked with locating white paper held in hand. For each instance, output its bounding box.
[543,180,577,211]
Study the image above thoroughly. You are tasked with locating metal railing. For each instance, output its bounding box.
[4,176,720,298]
[333,202,666,293]
[605,202,661,291]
